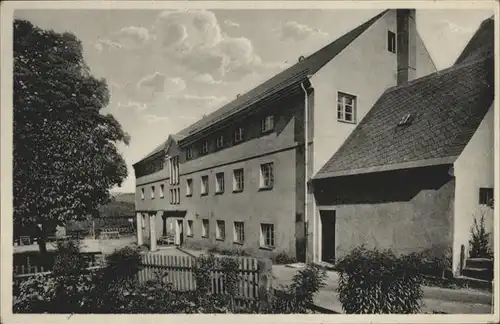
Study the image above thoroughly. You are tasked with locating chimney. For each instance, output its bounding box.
[396,9,417,85]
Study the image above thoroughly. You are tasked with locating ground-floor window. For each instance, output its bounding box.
[216,220,225,240]
[234,221,245,243]
[479,187,494,206]
[202,219,209,238]
[187,220,193,237]
[260,223,275,248]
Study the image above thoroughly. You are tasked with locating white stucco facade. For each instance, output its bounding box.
[452,103,495,274]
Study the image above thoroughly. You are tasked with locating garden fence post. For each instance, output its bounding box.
[257,258,273,313]
[136,212,143,246]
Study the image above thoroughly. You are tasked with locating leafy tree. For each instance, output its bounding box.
[13,19,129,254]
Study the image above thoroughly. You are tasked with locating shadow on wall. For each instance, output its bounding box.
[314,165,453,205]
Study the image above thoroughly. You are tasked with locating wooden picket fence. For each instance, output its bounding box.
[137,253,260,306]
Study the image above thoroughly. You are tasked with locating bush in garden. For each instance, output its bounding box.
[271,251,297,265]
[52,239,86,276]
[270,263,327,314]
[420,245,453,278]
[469,213,493,259]
[336,246,424,314]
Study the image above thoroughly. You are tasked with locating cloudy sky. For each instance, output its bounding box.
[14,8,493,193]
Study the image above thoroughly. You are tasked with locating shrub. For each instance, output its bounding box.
[336,246,424,314]
[270,263,327,313]
[271,251,297,265]
[52,239,86,276]
[419,245,453,278]
[469,214,493,259]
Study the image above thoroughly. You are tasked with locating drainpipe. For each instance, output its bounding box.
[300,81,310,263]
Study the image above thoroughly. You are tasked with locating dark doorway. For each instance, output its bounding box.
[162,215,167,237]
[320,210,336,263]
[177,219,184,246]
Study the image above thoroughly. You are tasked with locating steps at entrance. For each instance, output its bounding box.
[462,258,493,282]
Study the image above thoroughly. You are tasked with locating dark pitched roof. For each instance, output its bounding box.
[176,10,388,140]
[314,54,494,179]
[134,134,185,165]
[455,16,494,65]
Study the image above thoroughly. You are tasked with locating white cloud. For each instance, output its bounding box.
[144,114,169,124]
[94,39,122,52]
[224,19,240,28]
[117,100,147,112]
[278,21,329,41]
[138,72,186,94]
[441,20,475,34]
[192,73,226,85]
[114,26,153,49]
[165,93,228,107]
[153,10,282,80]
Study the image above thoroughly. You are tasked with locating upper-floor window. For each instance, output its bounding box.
[160,184,165,198]
[234,127,244,143]
[387,30,396,53]
[186,178,193,197]
[169,156,180,185]
[202,141,209,154]
[186,147,193,160]
[216,135,224,149]
[140,188,145,200]
[151,185,155,199]
[261,115,274,133]
[215,172,225,194]
[233,169,244,192]
[260,162,274,190]
[337,92,356,123]
[479,187,494,206]
[201,175,209,195]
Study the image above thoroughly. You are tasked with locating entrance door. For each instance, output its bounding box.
[162,215,167,237]
[176,219,184,246]
[320,210,336,263]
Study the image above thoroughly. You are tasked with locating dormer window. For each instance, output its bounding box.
[186,147,193,160]
[234,127,244,143]
[397,113,413,126]
[261,115,274,133]
[202,141,209,154]
[216,135,224,149]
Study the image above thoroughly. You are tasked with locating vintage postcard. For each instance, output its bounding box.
[1,0,499,323]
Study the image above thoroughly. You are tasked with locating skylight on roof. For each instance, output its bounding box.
[397,113,413,126]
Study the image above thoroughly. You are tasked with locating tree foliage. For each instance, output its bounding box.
[13,20,129,241]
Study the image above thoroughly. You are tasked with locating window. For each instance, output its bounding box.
[234,221,245,244]
[151,185,155,199]
[140,188,145,200]
[261,115,274,133]
[169,189,173,204]
[201,175,209,195]
[186,178,193,197]
[479,188,494,206]
[216,135,224,149]
[233,169,244,192]
[202,141,209,154]
[387,30,396,53]
[202,219,209,238]
[176,188,180,204]
[234,127,244,143]
[160,184,165,198]
[337,92,356,123]
[187,147,193,160]
[169,156,180,185]
[260,163,274,189]
[142,214,146,229]
[215,172,225,194]
[187,220,193,237]
[260,223,275,248]
[216,220,225,240]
